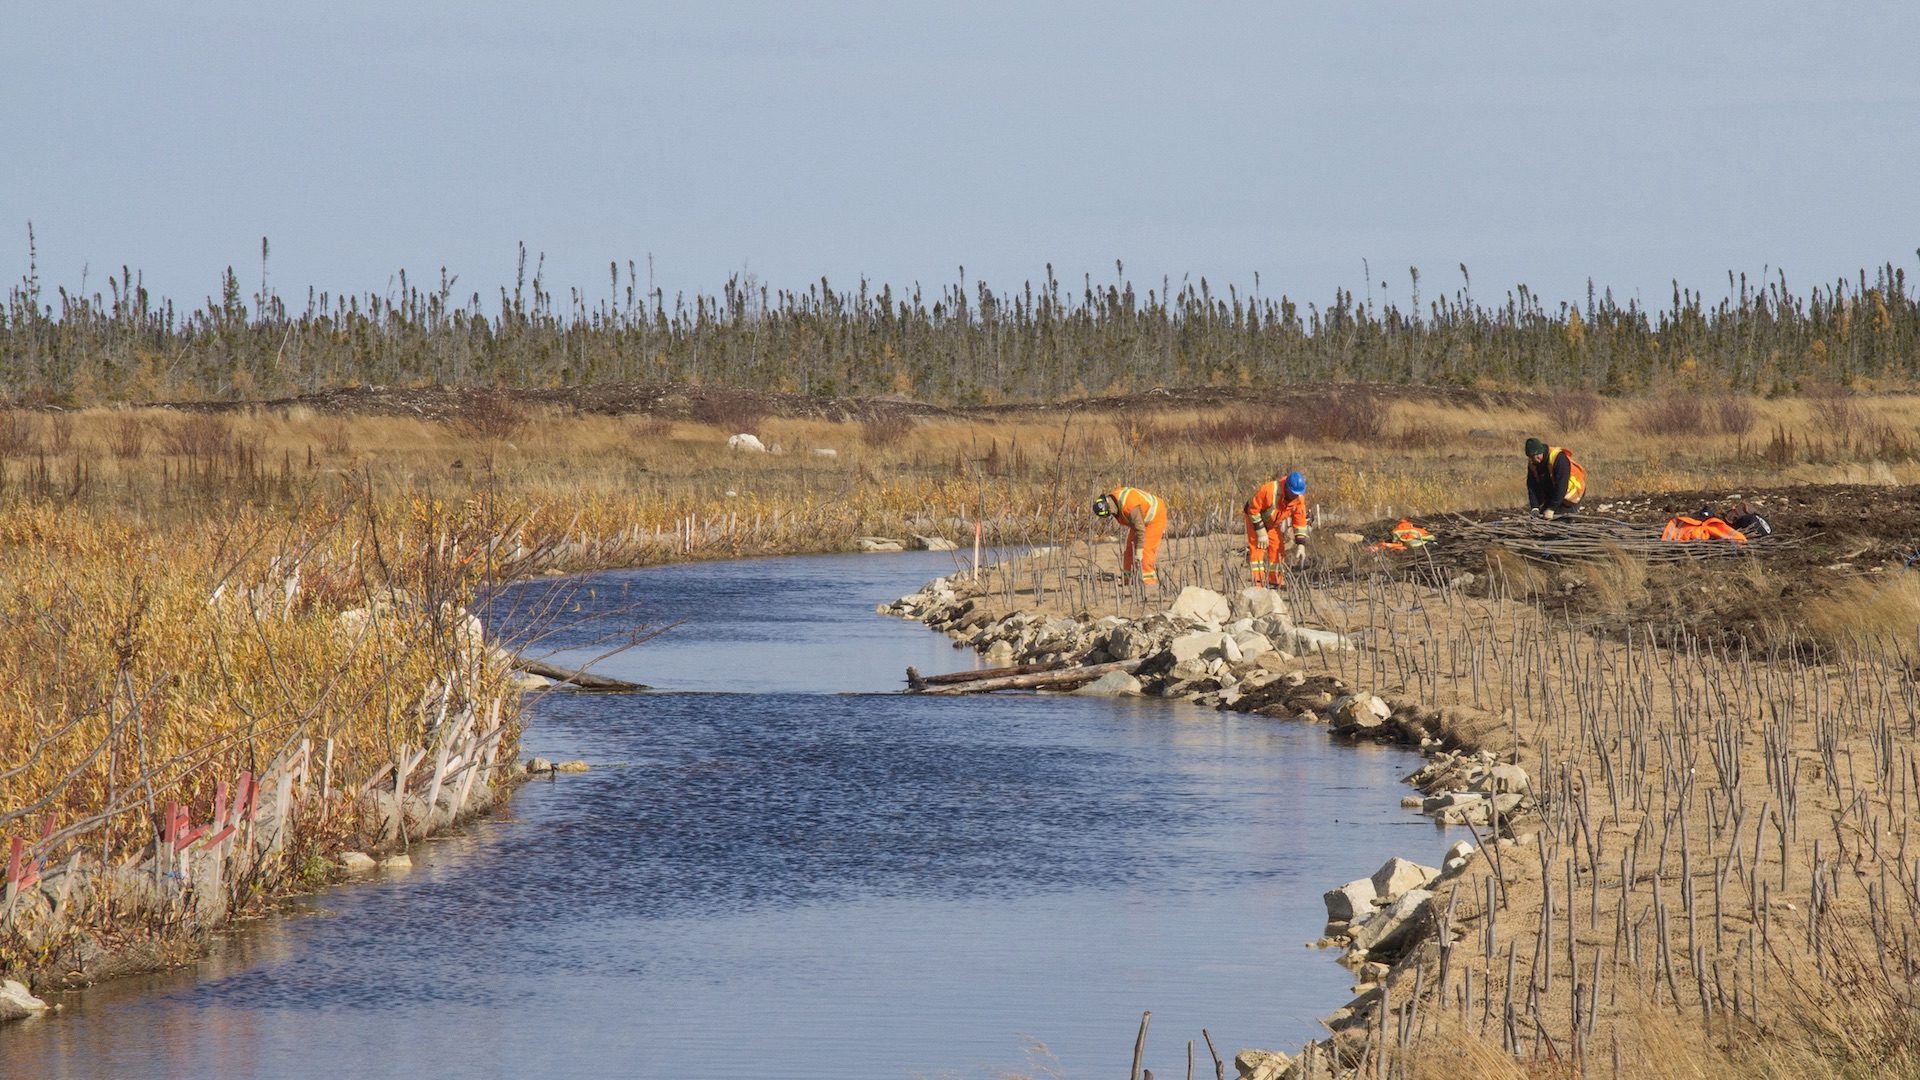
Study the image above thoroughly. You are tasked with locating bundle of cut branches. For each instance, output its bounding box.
[1424,514,1798,565]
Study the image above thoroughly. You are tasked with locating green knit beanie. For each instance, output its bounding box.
[1525,438,1547,458]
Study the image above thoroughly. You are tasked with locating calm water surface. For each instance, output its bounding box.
[1,552,1449,1080]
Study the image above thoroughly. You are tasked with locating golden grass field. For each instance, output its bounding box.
[7,386,1920,1075]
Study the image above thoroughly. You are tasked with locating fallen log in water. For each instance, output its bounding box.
[905,661,1059,690]
[513,656,650,691]
[907,659,1143,695]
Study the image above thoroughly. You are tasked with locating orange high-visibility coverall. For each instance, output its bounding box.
[1660,516,1748,543]
[1105,487,1167,584]
[1243,480,1309,586]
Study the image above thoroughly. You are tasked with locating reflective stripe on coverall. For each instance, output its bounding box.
[1243,480,1309,586]
[1107,487,1166,584]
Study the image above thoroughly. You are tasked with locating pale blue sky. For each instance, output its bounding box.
[4,2,1917,313]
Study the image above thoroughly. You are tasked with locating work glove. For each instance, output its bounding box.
[1542,509,1556,520]
[1291,544,1309,566]
[1254,529,1269,547]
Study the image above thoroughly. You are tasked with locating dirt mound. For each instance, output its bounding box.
[1346,483,1920,652]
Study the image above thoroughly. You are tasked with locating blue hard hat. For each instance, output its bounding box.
[1285,471,1306,496]
[1092,494,1112,517]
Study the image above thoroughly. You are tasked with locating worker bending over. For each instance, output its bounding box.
[1524,438,1586,518]
[1093,486,1166,586]
[1243,471,1310,586]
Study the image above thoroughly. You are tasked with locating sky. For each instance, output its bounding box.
[4,2,1918,316]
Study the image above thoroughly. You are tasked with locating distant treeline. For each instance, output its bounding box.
[5,241,1919,404]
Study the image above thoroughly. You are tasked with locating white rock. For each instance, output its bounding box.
[1324,877,1378,923]
[1169,658,1211,682]
[1289,627,1354,654]
[339,851,377,874]
[378,854,413,870]
[726,433,767,452]
[1234,586,1287,620]
[0,979,49,1021]
[1168,586,1232,624]
[983,640,1016,664]
[1168,631,1230,663]
[1232,632,1273,660]
[1484,762,1531,794]
[1445,840,1476,862]
[1071,670,1143,696]
[1234,1049,1294,1080]
[1350,888,1435,955]
[911,535,960,551]
[1220,634,1244,663]
[1333,694,1391,726]
[1370,856,1441,901]
[855,537,906,552]
[811,447,837,457]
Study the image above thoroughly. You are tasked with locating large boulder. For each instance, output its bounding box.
[1332,694,1391,727]
[1234,1049,1294,1080]
[1480,762,1531,794]
[855,537,906,552]
[1107,626,1158,660]
[1323,877,1377,923]
[1350,888,1434,957]
[1168,631,1230,663]
[1231,631,1272,660]
[1287,627,1353,654]
[1071,670,1143,696]
[726,433,767,452]
[1233,587,1288,620]
[0,979,49,1022]
[910,535,960,551]
[1169,586,1232,624]
[1369,856,1440,902]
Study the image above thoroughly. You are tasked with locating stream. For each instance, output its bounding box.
[1,551,1437,1080]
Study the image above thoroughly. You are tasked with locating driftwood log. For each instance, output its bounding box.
[906,661,1059,690]
[907,659,1143,695]
[513,656,650,692]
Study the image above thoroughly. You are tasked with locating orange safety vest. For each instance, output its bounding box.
[1546,446,1587,505]
[1106,487,1162,526]
[1367,519,1435,551]
[1243,480,1309,536]
[1660,516,1747,543]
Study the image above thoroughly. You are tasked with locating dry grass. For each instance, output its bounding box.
[0,485,537,981]
[1578,546,1650,614]
[1802,572,1920,661]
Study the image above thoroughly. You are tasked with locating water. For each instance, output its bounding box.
[1,552,1446,1080]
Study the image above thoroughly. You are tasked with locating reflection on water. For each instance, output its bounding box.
[1,551,1447,1080]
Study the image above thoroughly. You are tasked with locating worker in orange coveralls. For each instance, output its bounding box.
[1093,486,1167,585]
[1243,471,1310,586]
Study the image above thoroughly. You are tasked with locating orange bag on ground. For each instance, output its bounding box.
[1660,516,1747,543]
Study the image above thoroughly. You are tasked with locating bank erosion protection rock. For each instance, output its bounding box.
[1070,669,1143,696]
[1350,888,1435,958]
[1369,856,1440,902]
[1,979,50,1022]
[1233,1048,1294,1080]
[1169,585,1232,624]
[1323,877,1378,924]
